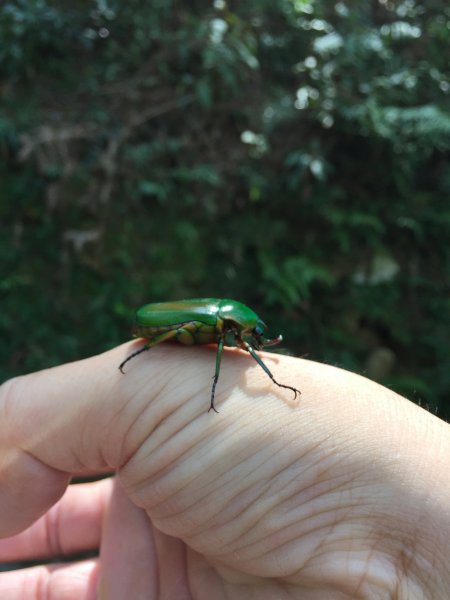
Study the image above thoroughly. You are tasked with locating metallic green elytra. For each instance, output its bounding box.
[118,298,300,413]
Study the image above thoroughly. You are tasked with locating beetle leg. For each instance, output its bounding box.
[118,329,179,373]
[239,340,301,401]
[209,334,225,413]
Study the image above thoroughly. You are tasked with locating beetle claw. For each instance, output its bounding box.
[273,381,301,401]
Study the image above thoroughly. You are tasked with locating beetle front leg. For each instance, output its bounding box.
[209,335,225,413]
[240,340,301,401]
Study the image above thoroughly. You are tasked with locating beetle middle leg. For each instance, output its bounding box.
[209,334,225,414]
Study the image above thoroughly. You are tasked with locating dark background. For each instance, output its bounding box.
[1,1,449,418]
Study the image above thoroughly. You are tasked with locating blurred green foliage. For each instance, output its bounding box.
[1,0,449,416]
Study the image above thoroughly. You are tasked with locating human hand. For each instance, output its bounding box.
[1,343,449,599]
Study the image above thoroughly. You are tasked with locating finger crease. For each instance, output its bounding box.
[44,500,65,558]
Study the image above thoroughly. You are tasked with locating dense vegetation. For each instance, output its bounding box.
[1,0,449,417]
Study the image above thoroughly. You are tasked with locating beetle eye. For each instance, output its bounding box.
[253,324,264,337]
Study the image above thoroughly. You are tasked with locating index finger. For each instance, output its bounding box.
[0,341,300,537]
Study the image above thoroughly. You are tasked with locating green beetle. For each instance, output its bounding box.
[119,298,300,413]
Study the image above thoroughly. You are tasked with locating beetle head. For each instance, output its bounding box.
[251,319,283,349]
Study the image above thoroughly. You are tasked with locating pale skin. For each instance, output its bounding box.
[0,343,449,599]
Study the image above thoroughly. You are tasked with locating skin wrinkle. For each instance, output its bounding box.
[143,397,205,468]
[144,422,292,530]
[368,479,446,592]
[261,502,379,575]
[125,408,312,548]
[43,499,65,559]
[298,515,343,581]
[402,452,450,590]
[192,453,356,559]
[352,536,382,597]
[293,549,383,598]
[234,501,351,565]
[392,521,429,596]
[419,533,445,590]
[144,523,162,599]
[152,439,260,521]
[22,447,73,486]
[149,457,276,552]
[36,568,47,600]
[98,435,114,479]
[154,388,219,446]
[263,479,361,546]
[119,405,222,503]
[116,393,161,469]
[410,545,438,597]
[121,391,255,493]
[205,462,313,548]
[77,411,108,473]
[278,462,360,516]
[148,442,250,530]
[183,427,288,511]
[117,363,229,487]
[296,521,408,595]
[184,471,279,551]
[260,443,342,505]
[2,378,68,470]
[127,406,366,564]
[153,524,193,600]
[0,447,68,540]
[107,368,173,469]
[276,422,442,592]
[21,561,99,600]
[20,371,99,474]
[141,371,201,429]
[214,418,303,480]
[192,432,350,541]
[148,373,221,442]
[205,507,319,573]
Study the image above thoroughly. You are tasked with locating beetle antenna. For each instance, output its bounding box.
[118,345,150,373]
